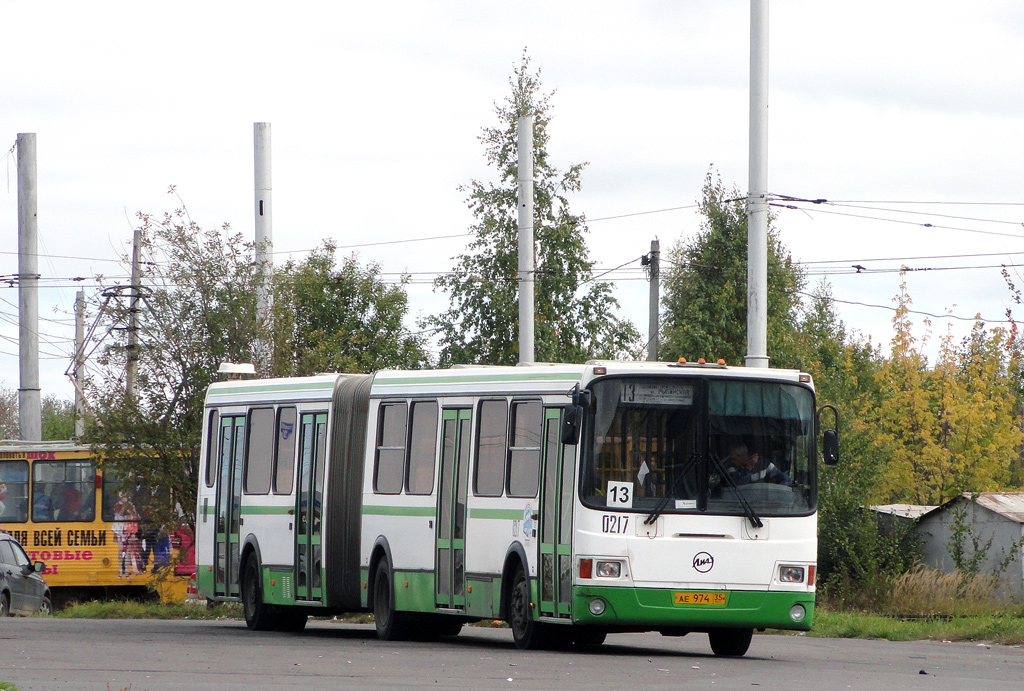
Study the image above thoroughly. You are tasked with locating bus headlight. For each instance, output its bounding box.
[779,565,805,583]
[595,560,621,578]
[789,604,806,622]
[589,598,607,615]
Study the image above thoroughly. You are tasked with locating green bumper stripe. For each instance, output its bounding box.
[573,586,814,630]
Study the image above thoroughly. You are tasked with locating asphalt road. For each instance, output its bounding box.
[0,618,1021,690]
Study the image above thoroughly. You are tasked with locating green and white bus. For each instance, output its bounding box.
[195,360,837,655]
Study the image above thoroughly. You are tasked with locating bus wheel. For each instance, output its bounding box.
[242,555,273,631]
[708,627,753,657]
[507,564,546,650]
[373,560,409,641]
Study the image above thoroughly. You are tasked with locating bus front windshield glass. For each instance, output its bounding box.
[581,377,815,517]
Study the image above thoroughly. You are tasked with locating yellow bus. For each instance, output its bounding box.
[0,440,195,607]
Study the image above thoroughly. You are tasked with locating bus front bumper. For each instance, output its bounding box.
[572,586,814,631]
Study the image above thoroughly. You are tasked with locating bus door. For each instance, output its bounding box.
[435,408,471,609]
[215,415,245,597]
[539,407,574,618]
[295,412,328,602]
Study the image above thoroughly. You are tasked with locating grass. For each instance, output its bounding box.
[54,600,243,620]
[803,565,1024,646]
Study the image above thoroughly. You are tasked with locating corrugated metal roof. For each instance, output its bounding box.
[870,504,937,519]
[972,492,1024,523]
[919,492,1024,523]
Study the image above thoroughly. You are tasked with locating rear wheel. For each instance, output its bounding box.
[373,560,409,641]
[708,627,753,657]
[0,593,9,617]
[242,555,273,631]
[507,564,546,650]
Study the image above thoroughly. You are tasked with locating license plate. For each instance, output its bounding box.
[673,590,728,606]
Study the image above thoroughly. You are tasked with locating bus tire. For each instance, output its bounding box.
[241,554,273,631]
[708,627,753,657]
[373,560,409,641]
[507,564,546,650]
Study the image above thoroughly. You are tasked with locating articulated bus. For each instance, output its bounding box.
[195,361,837,655]
[0,441,196,607]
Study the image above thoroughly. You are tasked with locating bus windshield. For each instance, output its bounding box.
[581,376,815,517]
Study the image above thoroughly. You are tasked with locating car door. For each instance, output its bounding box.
[1,539,42,615]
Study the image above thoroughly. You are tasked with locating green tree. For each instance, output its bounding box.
[272,241,429,375]
[84,204,267,530]
[661,170,804,366]
[41,395,75,441]
[0,385,17,439]
[427,51,639,365]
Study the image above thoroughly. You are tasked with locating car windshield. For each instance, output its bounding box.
[580,376,815,517]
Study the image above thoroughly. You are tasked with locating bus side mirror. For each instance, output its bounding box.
[822,429,839,466]
[561,404,582,446]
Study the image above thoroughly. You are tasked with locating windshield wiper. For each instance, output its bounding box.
[707,453,764,529]
[644,453,698,525]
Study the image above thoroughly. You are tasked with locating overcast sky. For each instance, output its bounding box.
[2,1,1023,402]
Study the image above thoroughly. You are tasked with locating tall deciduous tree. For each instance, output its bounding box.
[427,51,639,365]
[272,241,429,375]
[86,196,427,531]
[661,171,804,366]
[85,204,267,529]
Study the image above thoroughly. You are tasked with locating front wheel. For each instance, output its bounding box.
[0,593,9,617]
[708,627,753,657]
[507,565,546,650]
[37,597,52,616]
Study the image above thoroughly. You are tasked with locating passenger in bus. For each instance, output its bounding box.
[724,442,792,486]
[32,489,54,520]
[57,488,84,520]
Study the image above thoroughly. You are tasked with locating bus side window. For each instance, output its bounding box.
[205,410,219,488]
[406,401,438,495]
[374,403,408,494]
[245,408,274,494]
[507,400,542,498]
[0,459,29,522]
[274,407,297,494]
[474,399,508,497]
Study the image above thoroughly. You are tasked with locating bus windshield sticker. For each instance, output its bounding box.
[606,481,633,508]
[621,381,694,406]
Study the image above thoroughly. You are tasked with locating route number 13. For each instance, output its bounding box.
[606,481,633,508]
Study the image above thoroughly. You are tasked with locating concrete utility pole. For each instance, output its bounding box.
[126,228,142,399]
[646,239,660,361]
[74,290,86,438]
[746,0,770,369]
[17,133,41,441]
[517,115,535,364]
[254,122,273,372]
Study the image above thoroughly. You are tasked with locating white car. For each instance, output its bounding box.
[0,529,52,616]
